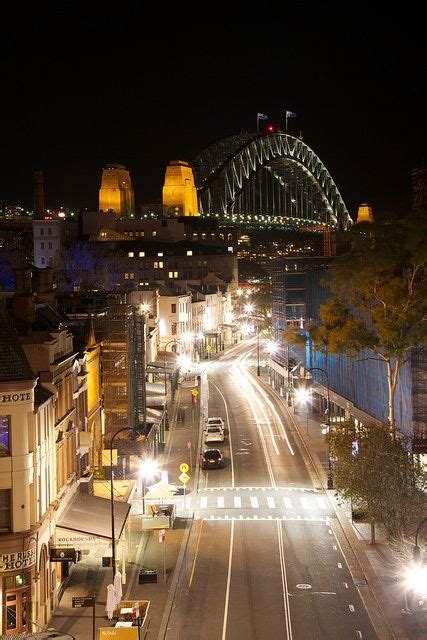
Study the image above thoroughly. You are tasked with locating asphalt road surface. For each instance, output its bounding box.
[164,343,377,640]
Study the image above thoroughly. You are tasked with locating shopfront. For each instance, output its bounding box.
[0,545,36,636]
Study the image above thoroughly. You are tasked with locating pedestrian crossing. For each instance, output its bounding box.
[195,487,332,517]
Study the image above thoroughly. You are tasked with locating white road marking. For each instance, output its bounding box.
[316,497,327,509]
[300,497,310,509]
[221,520,234,640]
[234,496,241,508]
[211,381,235,488]
[356,631,362,638]
[217,496,225,508]
[267,496,276,509]
[337,562,343,569]
[200,496,207,509]
[328,529,333,534]
[284,497,293,509]
[343,582,348,589]
[349,604,355,612]
[277,520,293,638]
[332,545,337,551]
[250,497,259,509]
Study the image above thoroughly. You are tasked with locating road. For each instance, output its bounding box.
[164,342,378,639]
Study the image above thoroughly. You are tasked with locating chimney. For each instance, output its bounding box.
[33,169,45,219]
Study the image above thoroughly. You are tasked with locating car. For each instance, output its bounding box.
[204,425,225,443]
[205,416,225,430]
[200,448,224,469]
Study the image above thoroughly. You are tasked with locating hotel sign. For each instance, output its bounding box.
[0,392,31,404]
[0,547,36,572]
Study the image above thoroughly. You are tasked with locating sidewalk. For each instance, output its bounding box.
[51,383,200,640]
[258,365,426,640]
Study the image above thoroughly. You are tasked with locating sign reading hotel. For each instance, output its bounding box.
[0,547,36,572]
[0,392,31,404]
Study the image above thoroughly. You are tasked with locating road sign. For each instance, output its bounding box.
[191,389,198,396]
[206,345,212,351]
[72,595,95,608]
[179,471,190,484]
[158,529,166,543]
[179,463,189,473]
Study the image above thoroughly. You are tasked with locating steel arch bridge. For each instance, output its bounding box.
[191,133,352,229]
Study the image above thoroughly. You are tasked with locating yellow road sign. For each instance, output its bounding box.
[179,463,189,473]
[206,345,212,351]
[179,472,190,484]
[191,389,198,396]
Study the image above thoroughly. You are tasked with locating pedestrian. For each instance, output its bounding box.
[106,583,116,621]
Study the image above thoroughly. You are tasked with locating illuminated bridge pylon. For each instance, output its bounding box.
[191,133,352,229]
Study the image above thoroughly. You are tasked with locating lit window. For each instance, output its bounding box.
[193,233,198,240]
[152,231,157,237]
[128,252,134,258]
[174,271,178,278]
[187,250,193,256]
[202,233,206,239]
[228,247,233,253]
[139,251,145,257]
[154,262,159,269]
[168,271,173,278]
[158,252,163,257]
[0,416,10,456]
[159,261,163,269]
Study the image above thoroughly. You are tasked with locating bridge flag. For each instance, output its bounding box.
[256,113,268,132]
[285,110,297,131]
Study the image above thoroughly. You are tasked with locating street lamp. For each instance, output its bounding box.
[109,427,144,580]
[294,387,311,434]
[305,366,333,489]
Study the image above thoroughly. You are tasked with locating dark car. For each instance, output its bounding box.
[200,448,224,469]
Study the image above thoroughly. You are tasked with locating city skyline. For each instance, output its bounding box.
[1,10,425,219]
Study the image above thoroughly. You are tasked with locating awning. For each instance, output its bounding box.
[57,494,131,541]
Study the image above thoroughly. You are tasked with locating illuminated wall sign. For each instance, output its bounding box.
[0,547,36,572]
[56,528,111,549]
[0,392,31,403]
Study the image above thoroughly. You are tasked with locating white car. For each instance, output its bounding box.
[206,416,225,430]
[204,425,225,443]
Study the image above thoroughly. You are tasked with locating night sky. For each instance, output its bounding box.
[1,7,425,220]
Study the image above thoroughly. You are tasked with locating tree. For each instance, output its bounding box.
[53,242,128,292]
[330,422,426,544]
[307,214,427,437]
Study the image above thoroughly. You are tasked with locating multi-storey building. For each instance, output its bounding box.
[32,219,78,269]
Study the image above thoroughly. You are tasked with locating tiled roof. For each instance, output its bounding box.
[0,302,36,382]
[34,383,54,407]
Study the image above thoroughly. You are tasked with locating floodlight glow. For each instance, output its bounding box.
[139,458,159,481]
[177,355,191,370]
[196,332,204,341]
[404,563,427,596]
[244,303,254,314]
[182,331,193,343]
[295,388,311,405]
[139,302,150,314]
[265,340,279,355]
[240,322,251,336]
[237,288,243,297]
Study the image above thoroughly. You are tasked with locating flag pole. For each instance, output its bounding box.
[257,114,259,133]
[285,111,288,133]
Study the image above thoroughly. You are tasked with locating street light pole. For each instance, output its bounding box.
[256,323,260,376]
[110,427,135,580]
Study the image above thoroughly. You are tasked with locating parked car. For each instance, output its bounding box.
[204,425,225,443]
[205,416,225,430]
[200,449,224,469]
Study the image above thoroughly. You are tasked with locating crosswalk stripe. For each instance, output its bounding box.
[217,497,225,508]
[234,496,241,508]
[200,497,207,509]
[300,497,310,509]
[284,497,293,509]
[267,497,276,509]
[250,497,259,509]
[317,497,327,509]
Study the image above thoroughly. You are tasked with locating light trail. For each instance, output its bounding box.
[211,381,235,488]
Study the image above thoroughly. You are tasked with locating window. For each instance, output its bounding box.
[228,246,233,253]
[154,261,163,269]
[0,489,11,532]
[41,242,44,249]
[124,273,135,279]
[159,261,163,269]
[48,228,52,235]
[48,242,52,249]
[152,231,157,237]
[40,228,44,236]
[41,257,45,265]
[202,233,206,239]
[0,416,10,455]
[171,322,177,335]
[220,233,224,240]
[186,250,193,256]
[174,271,178,278]
[192,233,198,240]
[171,304,176,313]
[128,252,134,258]
[157,252,163,257]
[139,251,145,257]
[168,271,173,278]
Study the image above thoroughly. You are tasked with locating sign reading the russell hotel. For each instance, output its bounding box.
[0,392,32,403]
[0,547,36,572]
